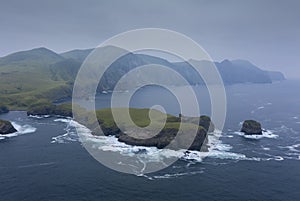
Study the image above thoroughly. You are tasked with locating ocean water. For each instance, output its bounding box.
[0,80,300,201]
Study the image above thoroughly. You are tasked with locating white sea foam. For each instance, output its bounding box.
[12,122,37,134]
[29,115,51,119]
[251,105,267,114]
[151,171,204,179]
[84,134,186,162]
[277,125,298,134]
[208,150,248,160]
[54,118,72,123]
[281,144,300,153]
[52,118,278,167]
[262,147,271,151]
[234,129,278,139]
[0,122,36,140]
[52,118,200,162]
[51,119,79,143]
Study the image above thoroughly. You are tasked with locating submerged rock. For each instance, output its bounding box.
[241,120,262,135]
[0,119,17,134]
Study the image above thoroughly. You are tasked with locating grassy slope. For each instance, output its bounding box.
[95,108,200,132]
[0,48,73,109]
[0,47,281,111]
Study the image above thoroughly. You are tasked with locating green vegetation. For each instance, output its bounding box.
[92,108,210,151]
[1,46,282,111]
[25,104,211,150]
[0,47,76,110]
[27,101,72,117]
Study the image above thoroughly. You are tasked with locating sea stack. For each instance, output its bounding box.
[241,120,262,135]
[0,119,17,134]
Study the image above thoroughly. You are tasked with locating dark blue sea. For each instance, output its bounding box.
[1,80,300,201]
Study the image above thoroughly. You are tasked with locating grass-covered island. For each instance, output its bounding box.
[26,103,214,151]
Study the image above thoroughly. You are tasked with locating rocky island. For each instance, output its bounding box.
[0,119,17,134]
[26,103,213,151]
[241,120,262,135]
[91,108,213,151]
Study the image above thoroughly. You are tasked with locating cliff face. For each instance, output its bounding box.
[0,47,286,110]
[27,103,72,117]
[93,108,214,151]
[0,119,17,134]
[26,104,212,151]
[266,71,286,81]
[117,125,209,151]
[25,101,215,151]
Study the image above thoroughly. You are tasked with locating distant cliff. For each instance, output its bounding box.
[265,71,285,81]
[0,46,285,109]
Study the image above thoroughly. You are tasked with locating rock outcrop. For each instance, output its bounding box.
[0,105,9,114]
[27,103,72,117]
[26,104,213,151]
[0,119,17,134]
[241,120,262,135]
[117,125,209,151]
[92,108,212,151]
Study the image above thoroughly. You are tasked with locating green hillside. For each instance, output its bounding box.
[0,48,73,109]
[0,46,285,110]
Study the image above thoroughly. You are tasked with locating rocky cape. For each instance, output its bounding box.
[26,103,213,151]
[93,108,214,151]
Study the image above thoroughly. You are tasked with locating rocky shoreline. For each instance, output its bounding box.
[0,119,17,134]
[25,104,213,151]
[1,102,265,150]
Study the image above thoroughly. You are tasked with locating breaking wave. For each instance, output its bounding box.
[49,117,300,177]
[51,119,272,165]
[28,115,51,119]
[0,122,37,140]
[234,129,278,139]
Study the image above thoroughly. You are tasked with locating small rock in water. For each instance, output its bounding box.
[241,120,262,135]
[0,119,17,134]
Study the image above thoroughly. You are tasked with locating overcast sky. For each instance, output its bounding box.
[0,0,299,78]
